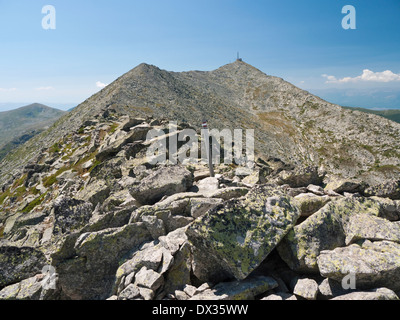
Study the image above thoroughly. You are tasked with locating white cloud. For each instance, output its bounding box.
[0,87,17,92]
[36,86,54,91]
[96,81,108,89]
[322,69,400,84]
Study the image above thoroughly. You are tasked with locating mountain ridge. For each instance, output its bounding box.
[1,61,400,186]
[0,103,66,161]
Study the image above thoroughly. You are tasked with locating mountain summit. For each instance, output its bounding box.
[1,61,400,185]
[1,61,400,301]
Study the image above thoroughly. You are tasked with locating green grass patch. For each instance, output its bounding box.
[108,123,119,135]
[42,166,70,188]
[0,188,11,206]
[50,143,62,154]
[22,193,47,213]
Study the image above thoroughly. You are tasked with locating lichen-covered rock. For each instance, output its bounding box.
[52,222,152,300]
[52,196,93,235]
[118,283,140,300]
[317,240,400,291]
[76,179,110,206]
[276,166,324,188]
[324,177,367,194]
[345,214,400,245]
[186,185,300,281]
[0,276,43,300]
[0,245,47,288]
[293,193,331,217]
[190,198,223,219]
[134,267,164,291]
[262,292,297,300]
[163,241,192,294]
[364,179,400,200]
[208,187,250,201]
[331,288,399,300]
[292,278,319,300]
[130,166,194,205]
[189,276,277,300]
[277,197,381,273]
[369,196,400,221]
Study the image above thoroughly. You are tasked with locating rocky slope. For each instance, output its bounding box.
[1,61,400,187]
[0,113,399,300]
[1,61,400,301]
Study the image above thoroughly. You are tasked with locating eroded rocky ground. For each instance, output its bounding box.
[1,114,400,300]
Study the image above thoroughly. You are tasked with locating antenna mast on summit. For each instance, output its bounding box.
[237,52,242,62]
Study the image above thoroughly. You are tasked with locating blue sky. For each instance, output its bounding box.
[0,0,399,111]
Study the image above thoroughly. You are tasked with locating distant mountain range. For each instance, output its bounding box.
[343,106,400,124]
[0,103,66,160]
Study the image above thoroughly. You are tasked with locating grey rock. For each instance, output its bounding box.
[324,177,367,194]
[163,241,192,294]
[307,184,325,196]
[331,288,399,300]
[293,193,331,217]
[142,215,166,239]
[118,284,140,300]
[174,290,189,300]
[134,267,164,291]
[262,292,297,300]
[0,276,43,300]
[190,198,223,219]
[277,197,381,273]
[208,187,249,201]
[114,243,165,292]
[53,196,93,235]
[364,179,400,200]
[345,214,400,245]
[0,245,47,288]
[276,166,323,188]
[187,185,300,281]
[317,240,400,291]
[130,166,194,205]
[52,222,152,300]
[190,276,278,300]
[76,179,110,206]
[138,287,154,300]
[318,278,354,300]
[292,278,319,300]
[196,177,220,196]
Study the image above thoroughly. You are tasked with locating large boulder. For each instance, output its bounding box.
[277,197,382,273]
[324,177,367,194]
[52,222,152,300]
[52,196,93,235]
[130,166,194,205]
[317,240,400,291]
[0,246,47,289]
[0,276,43,300]
[293,193,331,217]
[76,179,110,206]
[275,166,324,188]
[186,185,300,282]
[345,214,400,245]
[364,179,400,200]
